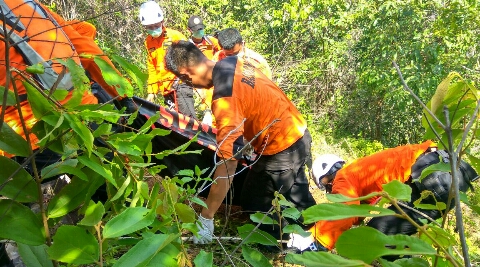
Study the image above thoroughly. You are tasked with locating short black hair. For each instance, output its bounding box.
[165,40,207,76]
[217,28,242,50]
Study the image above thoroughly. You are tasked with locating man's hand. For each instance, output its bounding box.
[146,93,156,102]
[193,214,214,244]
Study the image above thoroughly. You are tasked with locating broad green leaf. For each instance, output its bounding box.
[415,162,451,182]
[326,191,380,203]
[282,225,311,237]
[286,251,365,267]
[64,113,93,156]
[430,74,453,114]
[26,63,45,74]
[193,250,213,267]
[278,199,295,207]
[237,224,277,246]
[0,199,45,245]
[111,54,148,92]
[336,227,436,263]
[94,56,133,97]
[79,201,105,226]
[111,176,131,202]
[23,80,51,119]
[17,243,54,267]
[282,207,301,220]
[36,112,65,146]
[113,233,180,267]
[242,245,273,267]
[40,159,86,180]
[77,154,116,187]
[190,197,208,208]
[378,257,430,267]
[0,86,17,106]
[0,156,38,202]
[57,58,89,108]
[250,212,277,225]
[466,154,480,179]
[382,180,411,201]
[48,173,104,218]
[92,123,113,138]
[419,224,456,247]
[175,203,196,223]
[47,225,99,264]
[103,207,156,239]
[0,122,30,157]
[177,169,194,177]
[302,203,396,224]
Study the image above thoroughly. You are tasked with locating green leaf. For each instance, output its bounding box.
[175,203,196,223]
[26,63,45,74]
[36,112,65,147]
[237,224,277,246]
[282,207,301,220]
[17,243,54,267]
[286,251,365,267]
[415,162,451,182]
[336,227,436,263]
[78,154,116,187]
[112,234,180,267]
[79,201,105,226]
[419,224,456,247]
[194,250,213,267]
[282,225,311,237]
[111,176,131,202]
[190,197,208,209]
[0,199,45,245]
[326,191,380,203]
[0,86,17,106]
[23,77,51,120]
[242,245,273,267]
[64,113,94,156]
[48,173,104,218]
[94,56,133,97]
[111,54,148,92]
[302,203,396,224]
[250,212,277,225]
[0,122,30,157]
[47,225,99,264]
[57,58,89,108]
[382,180,412,201]
[177,169,194,177]
[40,159,87,181]
[0,156,38,202]
[103,207,156,239]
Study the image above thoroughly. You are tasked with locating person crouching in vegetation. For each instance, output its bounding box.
[287,141,478,254]
[165,40,316,244]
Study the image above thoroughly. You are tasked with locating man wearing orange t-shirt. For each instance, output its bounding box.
[165,40,315,244]
[287,141,478,253]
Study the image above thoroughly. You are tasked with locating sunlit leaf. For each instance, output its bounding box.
[250,212,277,225]
[79,201,105,226]
[94,56,133,97]
[326,191,380,203]
[302,203,396,224]
[242,245,273,267]
[111,54,148,91]
[175,203,196,223]
[0,199,45,245]
[382,180,411,201]
[103,207,156,239]
[237,224,277,246]
[336,227,436,263]
[286,251,365,267]
[47,225,98,264]
[193,250,213,267]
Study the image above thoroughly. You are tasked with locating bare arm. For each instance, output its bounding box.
[201,159,238,219]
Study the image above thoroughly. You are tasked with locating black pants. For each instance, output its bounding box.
[240,129,316,239]
[164,83,197,119]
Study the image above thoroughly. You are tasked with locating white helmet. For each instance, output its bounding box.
[312,154,345,185]
[139,1,164,26]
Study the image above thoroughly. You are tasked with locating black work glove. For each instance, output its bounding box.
[119,97,138,114]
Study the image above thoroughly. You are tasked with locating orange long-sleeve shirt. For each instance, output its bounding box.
[310,140,435,250]
[211,56,306,159]
[145,28,187,95]
[0,0,122,156]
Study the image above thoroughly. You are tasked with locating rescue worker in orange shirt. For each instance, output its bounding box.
[139,1,196,119]
[187,15,221,125]
[213,28,272,80]
[287,141,479,253]
[0,0,134,158]
[165,40,316,244]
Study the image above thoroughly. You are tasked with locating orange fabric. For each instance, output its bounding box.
[213,47,272,79]
[212,59,306,159]
[0,0,121,156]
[69,20,97,40]
[145,28,187,95]
[309,140,435,250]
